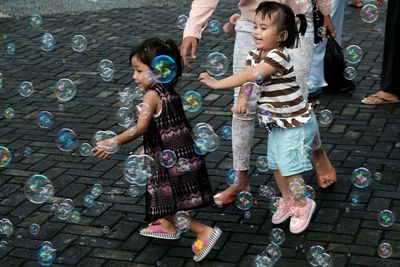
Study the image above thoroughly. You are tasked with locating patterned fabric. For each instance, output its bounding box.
[246,47,312,128]
[143,83,213,221]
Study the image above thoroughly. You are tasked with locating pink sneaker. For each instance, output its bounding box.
[271,198,293,224]
[290,198,316,234]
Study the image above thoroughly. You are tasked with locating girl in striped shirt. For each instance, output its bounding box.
[199,1,317,234]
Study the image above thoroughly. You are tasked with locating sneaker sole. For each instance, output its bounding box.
[290,200,316,234]
[271,212,292,224]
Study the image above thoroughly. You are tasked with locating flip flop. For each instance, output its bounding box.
[361,94,400,105]
[213,191,236,206]
[139,219,181,240]
[192,226,222,262]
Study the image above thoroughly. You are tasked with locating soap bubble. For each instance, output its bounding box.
[252,67,265,84]
[0,241,7,249]
[151,55,177,84]
[135,103,151,118]
[0,72,3,89]
[37,242,56,266]
[221,125,232,140]
[102,226,110,234]
[377,242,393,258]
[239,82,259,101]
[37,111,53,129]
[317,27,326,37]
[0,218,14,237]
[265,243,282,263]
[29,223,40,235]
[226,169,239,185]
[345,45,363,64]
[0,146,12,168]
[208,19,221,34]
[5,43,16,54]
[83,194,95,208]
[268,196,281,214]
[344,66,357,80]
[176,158,191,173]
[92,130,120,154]
[159,150,177,168]
[127,184,140,197]
[56,202,72,220]
[177,14,188,29]
[206,52,229,76]
[54,78,76,102]
[303,185,315,200]
[40,33,56,52]
[350,192,360,206]
[361,4,379,23]
[288,180,305,199]
[19,81,34,97]
[235,191,255,211]
[71,35,87,52]
[4,107,15,119]
[254,254,273,267]
[193,123,220,153]
[98,59,114,81]
[56,128,78,151]
[174,211,191,233]
[377,210,395,227]
[118,86,140,106]
[259,185,275,199]
[269,228,285,246]
[351,167,372,188]
[307,245,326,266]
[24,147,32,158]
[91,184,103,197]
[70,210,81,223]
[79,143,93,156]
[281,104,292,117]
[30,13,43,27]
[374,172,382,181]
[318,109,333,126]
[123,154,156,186]
[24,174,54,204]
[116,107,135,128]
[256,156,269,172]
[303,76,319,94]
[183,90,202,112]
[258,103,275,121]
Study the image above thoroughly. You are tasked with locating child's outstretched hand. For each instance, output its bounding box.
[198,72,219,89]
[231,98,249,116]
[223,13,240,35]
[229,13,241,25]
[92,138,117,159]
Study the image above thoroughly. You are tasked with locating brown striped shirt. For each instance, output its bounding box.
[246,48,312,128]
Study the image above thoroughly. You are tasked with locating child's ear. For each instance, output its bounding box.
[280,31,288,43]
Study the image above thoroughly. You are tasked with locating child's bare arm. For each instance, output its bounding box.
[223,13,240,35]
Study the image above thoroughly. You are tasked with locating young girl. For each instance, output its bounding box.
[199,2,317,234]
[93,37,221,262]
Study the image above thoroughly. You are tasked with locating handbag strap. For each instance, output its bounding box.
[312,0,324,44]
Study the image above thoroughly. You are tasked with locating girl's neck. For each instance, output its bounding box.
[260,46,284,56]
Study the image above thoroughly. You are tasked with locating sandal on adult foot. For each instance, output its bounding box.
[192,227,222,262]
[139,219,181,240]
[361,94,400,105]
[213,191,236,206]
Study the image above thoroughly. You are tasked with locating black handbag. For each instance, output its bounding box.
[322,37,355,95]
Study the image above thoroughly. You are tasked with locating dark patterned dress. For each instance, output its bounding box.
[143,83,213,221]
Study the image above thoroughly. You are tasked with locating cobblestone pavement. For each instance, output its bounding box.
[0,1,399,266]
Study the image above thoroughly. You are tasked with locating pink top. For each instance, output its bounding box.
[183,0,331,39]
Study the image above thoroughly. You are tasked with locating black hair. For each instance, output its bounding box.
[129,37,183,86]
[255,1,299,48]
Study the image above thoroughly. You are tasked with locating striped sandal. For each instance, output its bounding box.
[192,226,222,262]
[139,219,181,240]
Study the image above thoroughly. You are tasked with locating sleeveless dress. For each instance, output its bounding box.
[143,83,213,221]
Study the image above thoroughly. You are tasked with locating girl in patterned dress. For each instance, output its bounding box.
[93,37,221,262]
[199,2,317,234]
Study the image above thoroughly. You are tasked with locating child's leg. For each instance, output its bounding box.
[274,170,302,200]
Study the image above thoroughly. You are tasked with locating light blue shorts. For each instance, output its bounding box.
[267,113,318,177]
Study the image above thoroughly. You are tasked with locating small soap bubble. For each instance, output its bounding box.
[177,15,188,29]
[91,184,103,197]
[303,76,318,94]
[127,185,140,197]
[24,174,54,204]
[98,59,114,81]
[235,191,255,211]
[5,43,16,55]
[24,147,32,157]
[37,111,53,129]
[269,228,285,246]
[123,154,155,186]
[265,243,282,263]
[350,193,360,206]
[344,66,357,80]
[79,143,93,156]
[103,225,110,234]
[0,146,12,167]
[307,245,326,266]
[29,223,40,235]
[56,202,72,220]
[361,4,379,23]
[317,27,326,37]
[183,90,202,112]
[268,196,281,214]
[345,45,363,64]
[54,78,76,102]
[303,185,316,200]
[19,81,34,97]
[174,211,191,233]
[351,167,372,188]
[56,128,78,151]
[40,32,56,52]
[71,35,87,52]
[259,185,275,199]
[377,242,393,258]
[116,107,135,128]
[318,109,333,126]
[0,240,7,249]
[58,103,64,111]
[70,210,81,223]
[151,55,177,84]
[30,13,43,27]
[83,194,95,208]
[208,19,221,34]
[92,130,120,154]
[256,156,269,172]
[159,150,177,168]
[206,52,229,76]
[254,254,273,267]
[244,210,251,219]
[226,169,239,185]
[37,242,56,266]
[345,207,350,213]
[0,72,3,89]
[377,210,395,227]
[374,172,382,181]
[0,218,14,237]
[176,158,191,173]
[4,107,15,119]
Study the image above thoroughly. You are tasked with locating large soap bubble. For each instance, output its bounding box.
[71,35,87,52]
[19,81,34,97]
[37,111,53,129]
[37,241,56,266]
[123,154,156,186]
[116,107,135,128]
[151,55,177,84]
[345,45,363,64]
[235,191,255,211]
[208,19,221,34]
[0,146,12,168]
[92,130,120,154]
[24,174,54,204]
[183,91,202,112]
[98,59,114,81]
[351,167,372,188]
[40,33,56,52]
[0,218,14,237]
[177,15,188,29]
[159,150,177,168]
[54,78,76,102]
[206,52,228,76]
[56,128,78,151]
[361,4,379,23]
[174,211,191,233]
[30,13,43,27]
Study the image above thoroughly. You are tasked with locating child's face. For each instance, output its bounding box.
[252,12,285,52]
[131,56,154,91]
